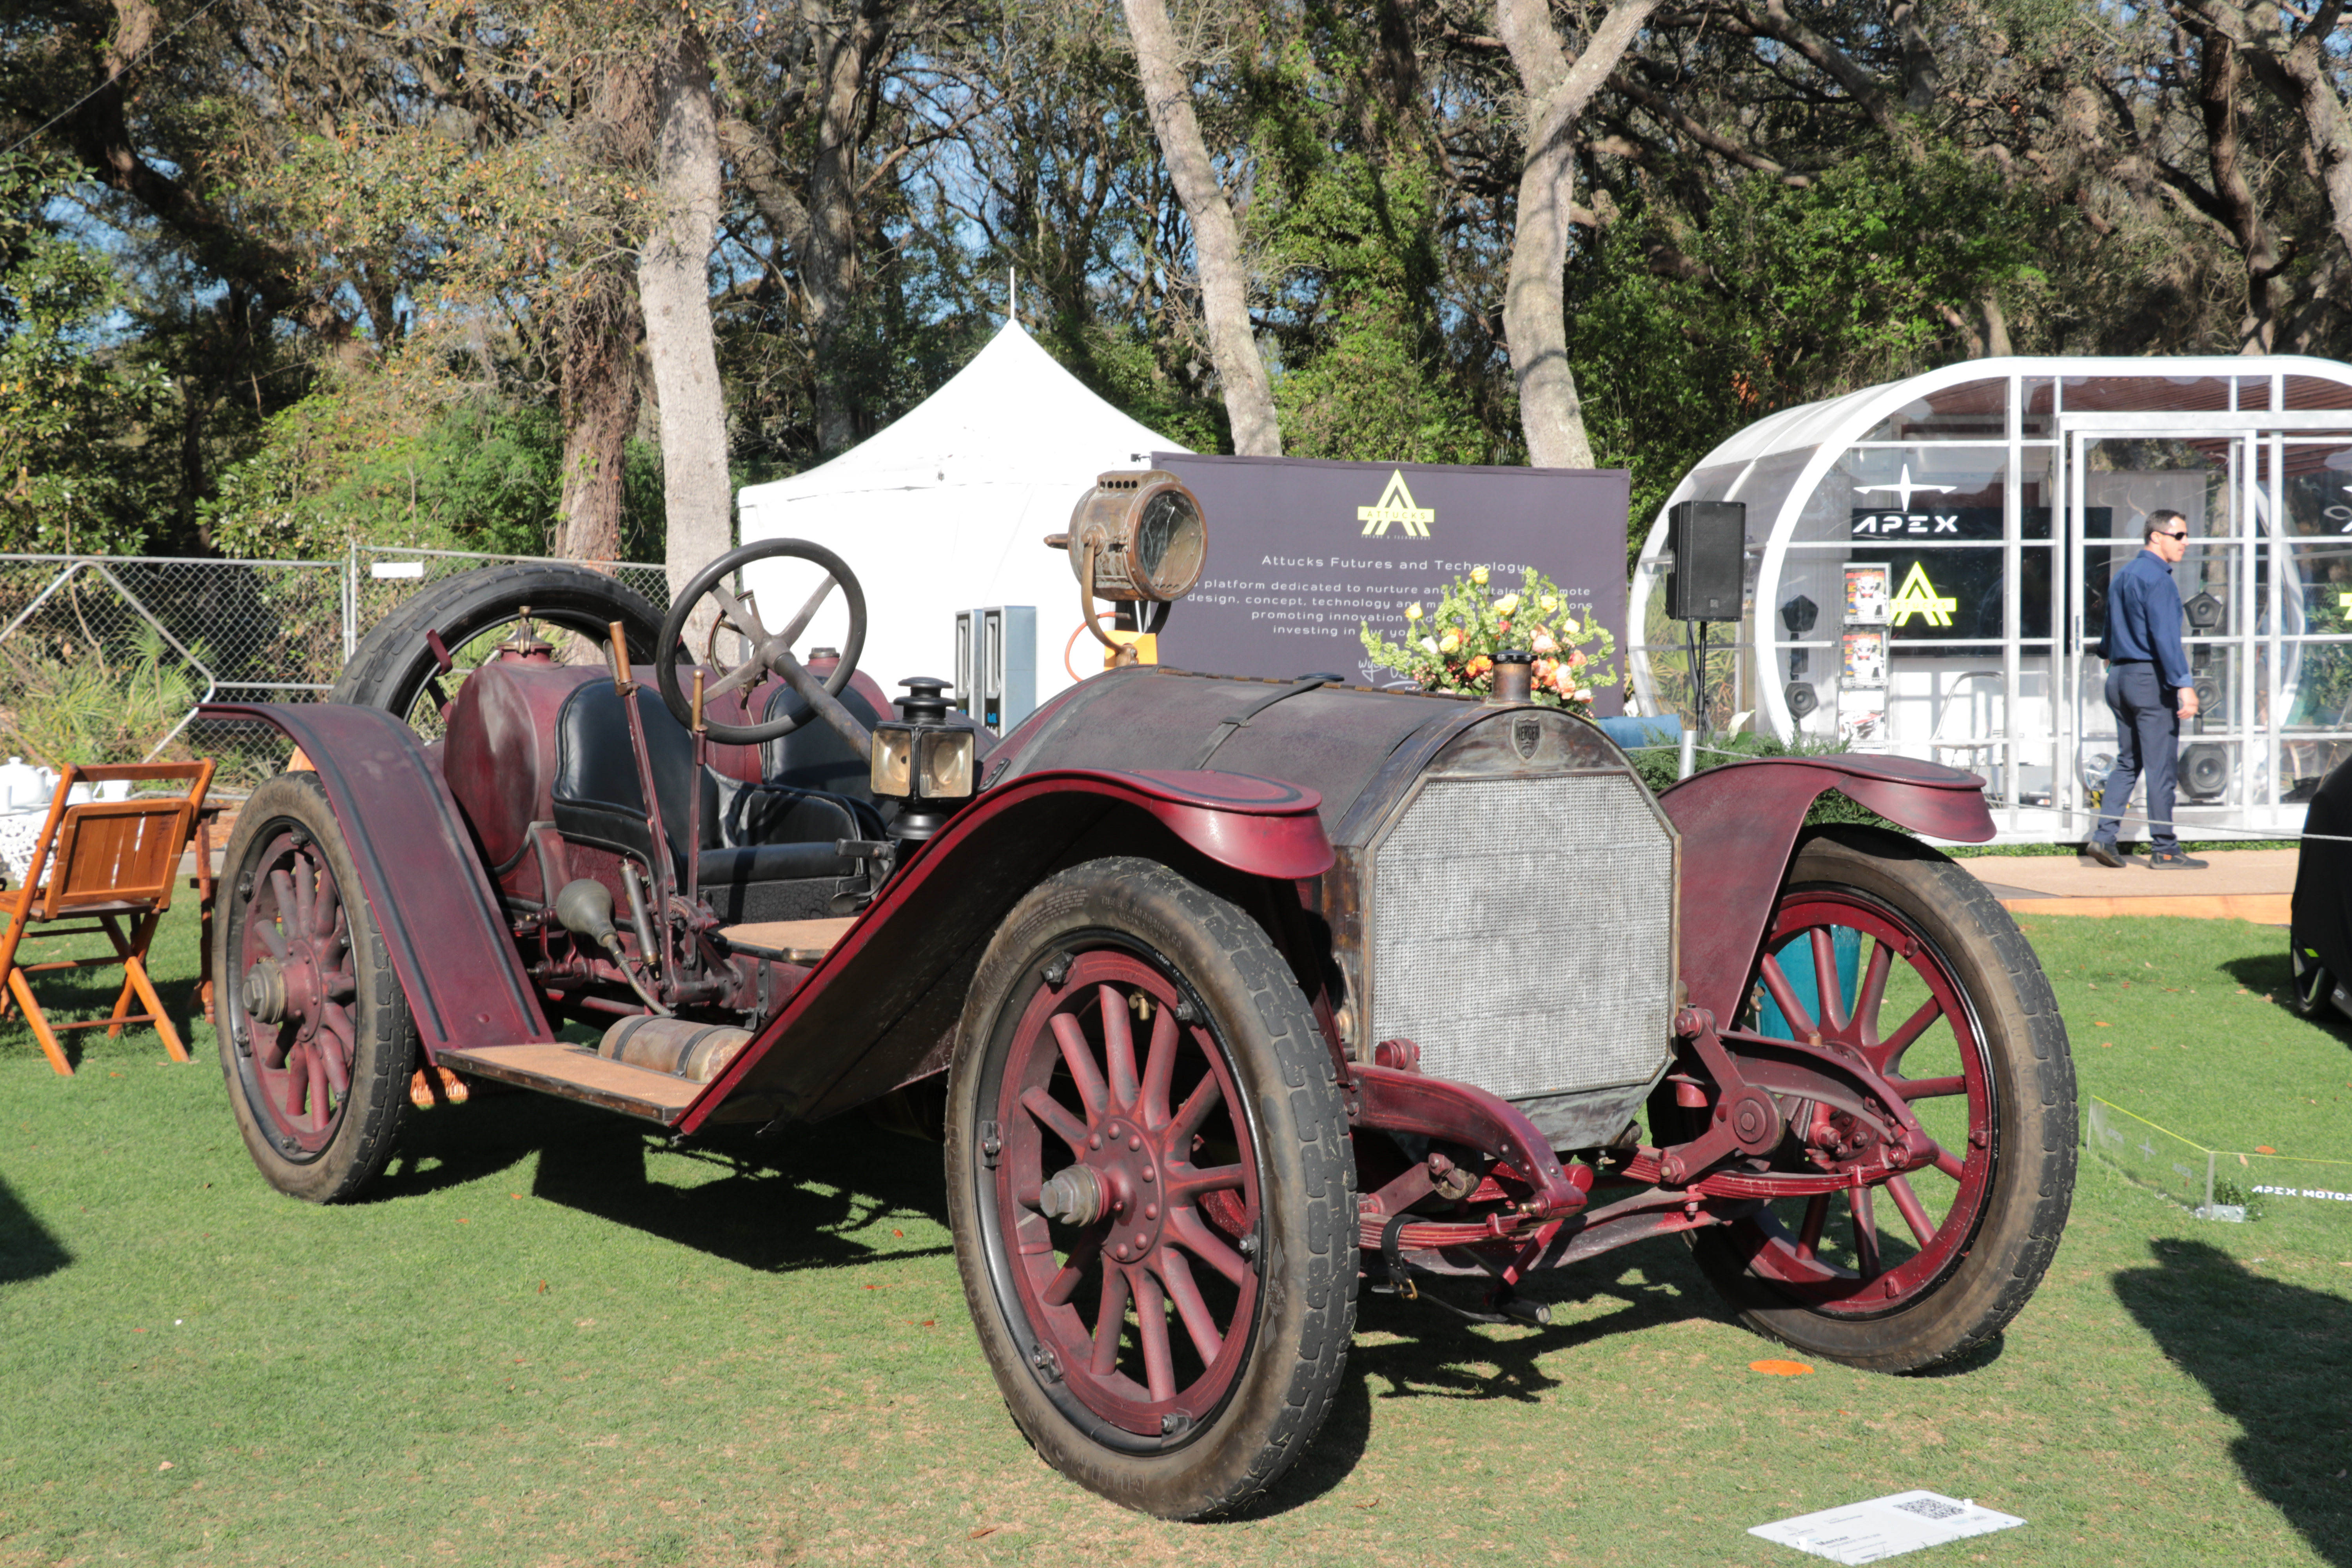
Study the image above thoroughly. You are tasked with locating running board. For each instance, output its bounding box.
[439,1042,701,1125]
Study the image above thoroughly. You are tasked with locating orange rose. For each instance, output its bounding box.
[1465,655,1494,681]
[1568,648,1586,668]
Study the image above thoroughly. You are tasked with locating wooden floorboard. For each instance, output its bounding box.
[442,1042,701,1123]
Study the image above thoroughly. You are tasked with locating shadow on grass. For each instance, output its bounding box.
[1256,1236,1742,1516]
[374,1089,953,1275]
[0,933,207,1073]
[2115,1238,2352,1565]
[2220,952,2352,1044]
[0,1172,70,1284]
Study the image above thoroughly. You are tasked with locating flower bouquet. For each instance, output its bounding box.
[1359,565,1617,715]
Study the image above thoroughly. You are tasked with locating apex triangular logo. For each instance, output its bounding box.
[1357,470,1434,537]
[1887,560,1957,628]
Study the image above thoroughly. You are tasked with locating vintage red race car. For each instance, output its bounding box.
[203,476,2076,1520]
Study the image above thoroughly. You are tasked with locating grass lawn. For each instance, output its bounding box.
[1,902,2348,1566]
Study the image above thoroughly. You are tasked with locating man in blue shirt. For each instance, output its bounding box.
[2087,509,2205,869]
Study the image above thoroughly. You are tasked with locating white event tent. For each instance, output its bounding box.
[734,319,1186,717]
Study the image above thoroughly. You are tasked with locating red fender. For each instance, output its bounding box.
[681,768,1331,1131]
[198,702,552,1058]
[1660,755,1993,1023]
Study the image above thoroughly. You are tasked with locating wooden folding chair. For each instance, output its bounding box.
[0,760,215,1075]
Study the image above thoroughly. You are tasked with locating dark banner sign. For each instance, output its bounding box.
[1848,509,2085,643]
[1151,453,1631,714]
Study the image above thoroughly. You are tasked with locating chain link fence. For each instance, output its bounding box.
[0,547,670,796]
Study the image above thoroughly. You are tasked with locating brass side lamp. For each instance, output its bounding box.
[1045,470,1208,668]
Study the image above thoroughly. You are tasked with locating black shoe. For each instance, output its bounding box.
[2082,840,2127,869]
[2148,849,2208,869]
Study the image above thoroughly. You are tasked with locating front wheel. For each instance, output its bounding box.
[1684,826,2076,1372]
[945,858,1356,1520]
[215,772,418,1203]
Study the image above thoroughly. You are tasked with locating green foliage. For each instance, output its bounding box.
[1573,140,2053,552]
[0,621,200,767]
[0,154,175,555]
[1623,728,1904,832]
[200,372,620,560]
[1359,564,1614,711]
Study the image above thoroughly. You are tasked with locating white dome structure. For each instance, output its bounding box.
[1630,356,2352,840]
[735,320,1187,720]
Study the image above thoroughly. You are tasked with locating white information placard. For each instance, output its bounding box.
[1749,1491,2025,1564]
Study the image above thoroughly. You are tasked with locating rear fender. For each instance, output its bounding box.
[681,769,1332,1132]
[1660,755,1993,1022]
[200,703,552,1058]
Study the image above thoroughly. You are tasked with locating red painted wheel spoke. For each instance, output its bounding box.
[1048,1014,1110,1117]
[1166,1163,1247,1202]
[1875,996,1943,1070]
[1090,1266,1130,1376]
[1168,1207,1250,1286]
[1853,940,1893,1045]
[1154,1248,1225,1366]
[1020,1086,1091,1154]
[1930,1142,1967,1180]
[1132,1267,1176,1401]
[1796,1194,1829,1262]
[1169,1073,1222,1149]
[307,869,338,937]
[317,1008,354,1096]
[1044,1230,1102,1308]
[1895,1073,1967,1101]
[1139,1007,1178,1127]
[1758,954,1819,1040]
[1098,985,1141,1112]
[1811,927,1849,1032]
[1850,1187,1882,1278]
[1886,1175,1938,1247]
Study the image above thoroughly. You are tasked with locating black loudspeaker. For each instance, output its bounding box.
[1667,501,1746,622]
[1786,682,1819,719]
[2181,742,2230,802]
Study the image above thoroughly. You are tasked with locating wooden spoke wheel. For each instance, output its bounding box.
[947,858,1355,1520]
[1684,827,2076,1373]
[216,772,416,1203]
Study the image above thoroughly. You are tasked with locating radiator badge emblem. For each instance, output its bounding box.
[1513,715,1541,759]
[1357,470,1435,537]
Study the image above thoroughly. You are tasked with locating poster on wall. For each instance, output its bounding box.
[1149,454,1632,715]
[1840,628,1888,688]
[1844,563,1890,626]
[1838,686,1889,749]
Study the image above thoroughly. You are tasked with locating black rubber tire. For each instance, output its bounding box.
[945,857,1357,1521]
[215,772,417,1203]
[2290,943,2336,1020]
[1686,826,2077,1373]
[332,562,666,727]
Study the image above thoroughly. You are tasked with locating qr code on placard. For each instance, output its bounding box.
[1894,1498,1965,1521]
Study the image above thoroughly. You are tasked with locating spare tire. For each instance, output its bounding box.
[332,562,669,732]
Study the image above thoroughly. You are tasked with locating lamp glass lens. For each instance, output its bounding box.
[870,728,914,797]
[918,729,975,798]
[1133,489,1204,597]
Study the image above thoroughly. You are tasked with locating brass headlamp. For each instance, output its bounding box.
[1047,470,1208,667]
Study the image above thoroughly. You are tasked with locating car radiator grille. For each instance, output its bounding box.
[1370,772,1674,1104]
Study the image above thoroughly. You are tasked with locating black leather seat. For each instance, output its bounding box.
[550,678,882,922]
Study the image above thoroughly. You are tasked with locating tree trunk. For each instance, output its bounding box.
[636,25,732,624]
[557,273,642,562]
[1495,0,1658,470]
[1122,0,1282,456]
[804,0,891,456]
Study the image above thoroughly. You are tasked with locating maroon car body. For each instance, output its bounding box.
[202,542,2074,1523]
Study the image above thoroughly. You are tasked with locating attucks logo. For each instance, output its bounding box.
[1512,715,1541,759]
[1358,469,1435,537]
[1887,561,1958,628]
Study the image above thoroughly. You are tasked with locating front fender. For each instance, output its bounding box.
[199,702,551,1058]
[1660,755,1992,1022]
[682,768,1331,1131]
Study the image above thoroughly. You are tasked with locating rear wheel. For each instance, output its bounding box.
[215,772,417,1203]
[946,858,1356,1520]
[1685,826,2076,1372]
[334,562,666,736]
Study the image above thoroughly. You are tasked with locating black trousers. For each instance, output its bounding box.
[2094,661,2180,851]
